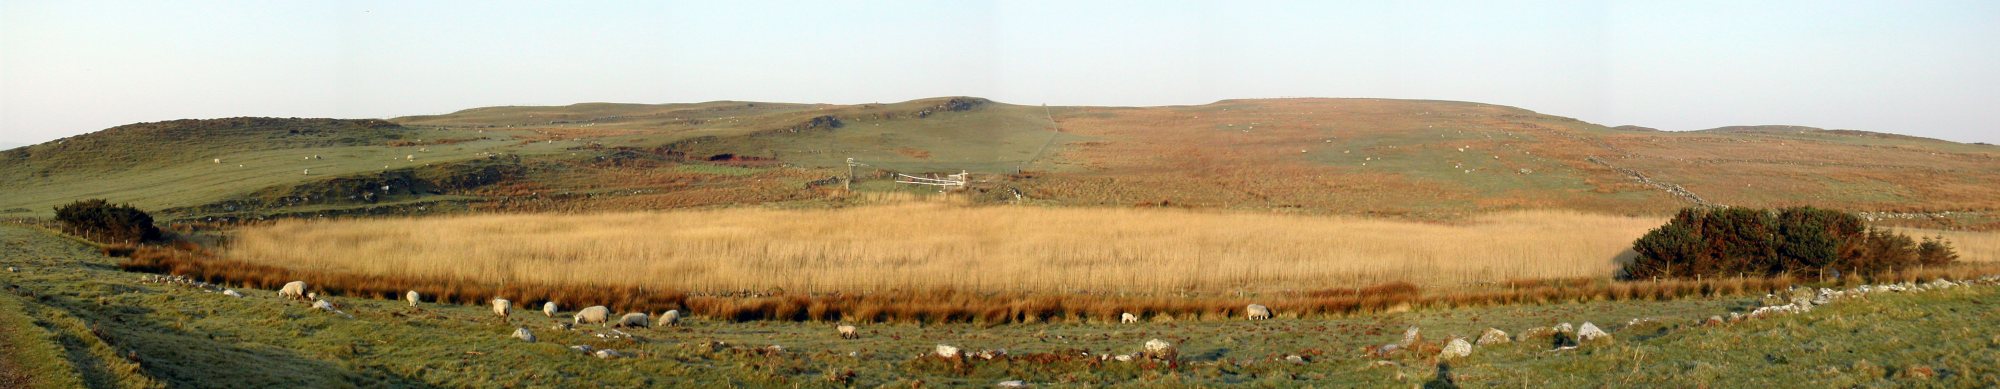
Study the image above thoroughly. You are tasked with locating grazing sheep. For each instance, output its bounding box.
[1121,312,1139,324]
[512,327,535,343]
[657,310,681,327]
[1246,304,1272,320]
[575,306,611,326]
[405,291,420,307]
[837,325,859,339]
[543,301,558,317]
[612,312,650,328]
[593,349,622,359]
[934,344,961,359]
[491,298,512,317]
[278,281,307,300]
[312,300,334,310]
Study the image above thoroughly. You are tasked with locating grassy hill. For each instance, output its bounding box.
[2,97,1997,228]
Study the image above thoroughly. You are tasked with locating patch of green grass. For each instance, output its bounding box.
[0,292,90,389]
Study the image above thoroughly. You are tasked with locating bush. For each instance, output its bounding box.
[54,199,161,243]
[1622,207,1954,280]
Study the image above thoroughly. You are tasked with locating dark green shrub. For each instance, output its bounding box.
[53,199,161,243]
[1916,236,1958,267]
[1622,207,1954,280]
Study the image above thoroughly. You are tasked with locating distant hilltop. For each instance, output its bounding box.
[1,97,1995,230]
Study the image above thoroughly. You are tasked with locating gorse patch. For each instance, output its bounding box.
[1624,207,1957,280]
[53,199,161,243]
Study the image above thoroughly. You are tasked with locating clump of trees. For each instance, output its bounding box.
[54,199,161,243]
[1623,207,1957,280]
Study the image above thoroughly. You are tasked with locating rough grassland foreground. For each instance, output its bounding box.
[4,224,1999,386]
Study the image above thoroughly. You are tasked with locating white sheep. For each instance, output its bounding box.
[1246,304,1272,320]
[612,312,651,328]
[278,281,307,300]
[222,289,243,298]
[512,327,535,343]
[575,306,611,326]
[837,324,859,339]
[542,301,558,317]
[657,309,681,327]
[491,298,512,318]
[1120,312,1139,324]
[405,291,420,307]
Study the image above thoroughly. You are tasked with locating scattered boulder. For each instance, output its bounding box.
[1369,343,1401,358]
[934,344,962,359]
[5,266,14,272]
[550,322,572,331]
[279,281,307,300]
[575,306,610,326]
[1517,326,1555,342]
[569,345,593,354]
[1246,304,1272,320]
[1702,315,1725,327]
[1400,326,1422,347]
[512,327,536,343]
[310,300,352,318]
[612,312,650,328]
[1476,328,1509,345]
[222,289,243,298]
[838,324,859,339]
[1578,322,1611,343]
[1439,338,1473,359]
[593,349,622,359]
[1555,323,1574,335]
[996,380,1028,388]
[1141,339,1176,360]
[1284,355,1307,364]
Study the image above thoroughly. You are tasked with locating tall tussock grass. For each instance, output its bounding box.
[224,205,1669,293]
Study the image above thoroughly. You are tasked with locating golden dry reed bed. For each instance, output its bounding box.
[227,205,2000,295]
[229,205,1677,294]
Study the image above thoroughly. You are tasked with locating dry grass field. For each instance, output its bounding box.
[227,205,1665,294]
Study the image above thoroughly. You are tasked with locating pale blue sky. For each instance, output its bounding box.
[3,0,1997,146]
